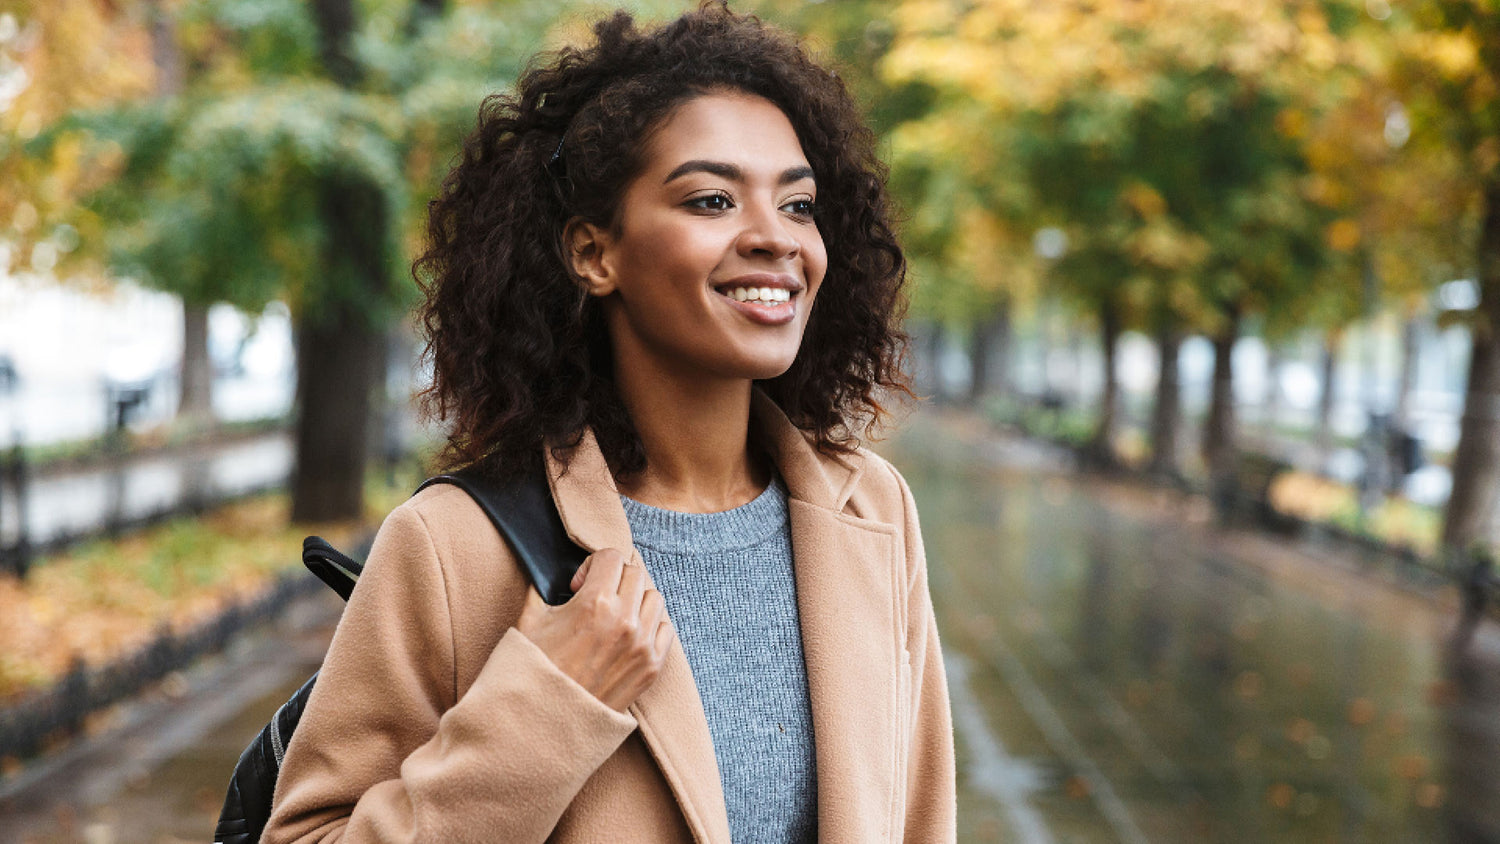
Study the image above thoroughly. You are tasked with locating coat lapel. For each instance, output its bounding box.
[756,393,905,842]
[544,394,904,843]
[545,431,733,844]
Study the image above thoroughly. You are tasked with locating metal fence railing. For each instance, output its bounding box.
[0,431,293,579]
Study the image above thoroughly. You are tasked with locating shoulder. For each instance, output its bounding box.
[365,481,528,600]
[396,481,494,541]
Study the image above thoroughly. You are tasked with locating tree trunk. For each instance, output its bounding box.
[1090,296,1121,463]
[1070,326,1088,409]
[310,0,362,87]
[1443,181,1500,555]
[291,0,391,522]
[292,313,380,522]
[1263,345,1282,434]
[1149,320,1183,478]
[405,0,446,34]
[967,298,1011,407]
[178,304,213,425]
[148,0,212,429]
[1203,305,1241,501]
[923,321,947,403]
[1394,315,1419,431]
[1316,332,1340,468]
[1442,632,1500,844]
[291,173,387,522]
[147,0,183,97]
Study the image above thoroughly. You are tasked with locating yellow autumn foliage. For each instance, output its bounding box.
[883,0,1359,112]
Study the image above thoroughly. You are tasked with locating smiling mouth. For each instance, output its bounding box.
[711,282,801,326]
[713,284,794,304]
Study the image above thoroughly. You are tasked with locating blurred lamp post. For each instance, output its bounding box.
[1033,227,1068,417]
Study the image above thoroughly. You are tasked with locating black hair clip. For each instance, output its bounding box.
[539,92,572,185]
[546,135,567,180]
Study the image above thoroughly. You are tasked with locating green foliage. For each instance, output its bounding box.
[179,0,322,79]
[41,82,408,316]
[874,0,1464,346]
[41,0,576,322]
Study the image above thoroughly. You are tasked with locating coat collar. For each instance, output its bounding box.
[543,389,867,545]
[749,388,866,514]
[542,391,889,844]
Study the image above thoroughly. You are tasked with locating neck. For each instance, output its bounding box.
[611,362,768,514]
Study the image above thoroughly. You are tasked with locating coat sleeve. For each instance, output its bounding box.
[891,464,958,841]
[263,502,638,843]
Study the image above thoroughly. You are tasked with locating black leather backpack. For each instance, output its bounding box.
[213,467,586,844]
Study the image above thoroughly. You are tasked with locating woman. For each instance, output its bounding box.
[265,4,954,841]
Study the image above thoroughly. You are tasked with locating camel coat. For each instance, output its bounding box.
[264,392,956,842]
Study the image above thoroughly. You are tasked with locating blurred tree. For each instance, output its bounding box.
[143,0,216,426]
[1295,10,1471,478]
[883,0,1344,483]
[293,0,402,521]
[0,0,153,284]
[33,0,572,520]
[1386,0,1499,556]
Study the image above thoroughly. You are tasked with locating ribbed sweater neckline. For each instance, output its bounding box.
[620,477,788,555]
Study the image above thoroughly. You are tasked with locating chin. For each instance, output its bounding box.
[719,354,799,383]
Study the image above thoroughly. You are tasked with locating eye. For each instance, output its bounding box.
[685,191,733,213]
[782,197,817,220]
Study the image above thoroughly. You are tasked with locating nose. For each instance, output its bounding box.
[735,201,800,260]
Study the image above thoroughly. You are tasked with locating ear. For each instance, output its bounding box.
[563,218,616,297]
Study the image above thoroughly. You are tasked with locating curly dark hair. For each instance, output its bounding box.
[414,1,910,478]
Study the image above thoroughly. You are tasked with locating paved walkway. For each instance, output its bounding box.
[0,589,340,842]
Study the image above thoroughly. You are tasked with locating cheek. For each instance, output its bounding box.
[804,236,829,301]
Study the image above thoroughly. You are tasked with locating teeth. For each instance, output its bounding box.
[723,287,790,303]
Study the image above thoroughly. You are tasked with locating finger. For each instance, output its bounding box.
[576,547,627,596]
[616,559,648,613]
[569,555,593,592]
[652,617,675,656]
[639,587,665,628]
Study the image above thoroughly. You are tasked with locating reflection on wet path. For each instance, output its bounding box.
[882,412,1492,843]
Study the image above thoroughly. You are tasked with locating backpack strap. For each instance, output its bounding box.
[417,465,587,606]
[302,536,362,601]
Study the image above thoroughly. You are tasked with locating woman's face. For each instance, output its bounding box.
[571,91,827,386]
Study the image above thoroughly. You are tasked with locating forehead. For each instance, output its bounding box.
[638,92,809,175]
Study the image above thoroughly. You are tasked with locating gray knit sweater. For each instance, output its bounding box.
[620,478,817,843]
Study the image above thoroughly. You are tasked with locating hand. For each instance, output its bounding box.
[514,548,675,712]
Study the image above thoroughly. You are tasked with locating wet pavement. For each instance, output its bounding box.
[0,408,1494,842]
[0,589,341,842]
[887,411,1496,844]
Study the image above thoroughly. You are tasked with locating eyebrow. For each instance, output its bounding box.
[662,160,816,186]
